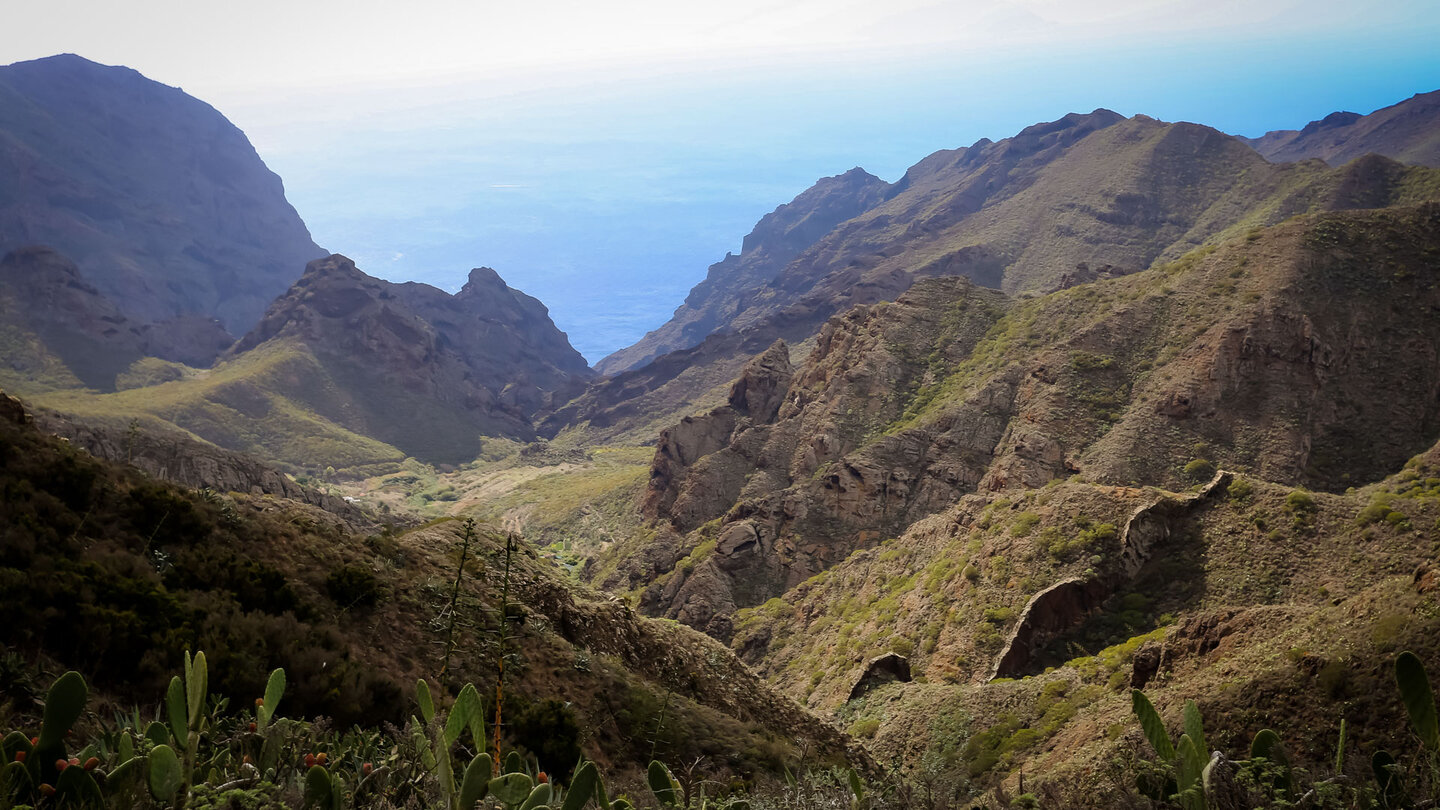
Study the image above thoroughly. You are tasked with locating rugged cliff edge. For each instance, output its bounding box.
[0,54,324,338]
[618,203,1440,642]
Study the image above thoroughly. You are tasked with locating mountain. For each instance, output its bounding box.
[228,254,592,459]
[604,202,1440,639]
[1243,89,1440,167]
[0,54,324,340]
[596,167,891,374]
[33,254,593,471]
[559,110,1440,450]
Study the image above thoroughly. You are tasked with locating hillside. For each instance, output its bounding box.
[0,389,866,783]
[0,246,233,393]
[606,203,1440,640]
[566,111,1440,451]
[0,54,324,343]
[31,254,593,471]
[1244,89,1440,167]
[730,453,1440,801]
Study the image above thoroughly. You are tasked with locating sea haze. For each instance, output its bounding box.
[239,35,1440,364]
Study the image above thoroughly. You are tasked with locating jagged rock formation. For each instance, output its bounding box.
[613,278,1009,637]
[217,254,593,465]
[16,253,593,472]
[598,168,891,373]
[621,203,1440,640]
[641,339,794,526]
[0,54,325,336]
[1243,89,1440,167]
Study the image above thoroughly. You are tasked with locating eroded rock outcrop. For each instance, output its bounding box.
[622,279,1010,637]
[848,653,912,700]
[989,471,1232,679]
[227,254,593,464]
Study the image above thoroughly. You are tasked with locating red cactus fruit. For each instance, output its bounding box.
[39,784,56,797]
[84,757,99,771]
[13,751,24,762]
[255,698,264,707]
[362,762,373,777]
[304,753,316,768]
[248,722,257,733]
[316,752,328,766]
[538,771,548,784]
[55,759,69,772]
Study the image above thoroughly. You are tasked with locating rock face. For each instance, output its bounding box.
[848,653,912,700]
[1242,90,1440,167]
[597,168,890,374]
[618,278,1009,637]
[229,254,592,464]
[988,471,1231,680]
[0,54,324,335]
[620,204,1440,640]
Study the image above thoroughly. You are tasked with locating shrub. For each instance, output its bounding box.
[1183,459,1217,482]
[984,607,1016,624]
[1226,477,1253,503]
[1286,489,1317,512]
[1011,512,1041,537]
[325,565,384,608]
[848,718,881,738]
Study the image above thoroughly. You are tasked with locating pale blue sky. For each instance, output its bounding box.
[6,1,1440,361]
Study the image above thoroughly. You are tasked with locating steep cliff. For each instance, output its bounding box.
[621,203,1440,639]
[0,54,324,337]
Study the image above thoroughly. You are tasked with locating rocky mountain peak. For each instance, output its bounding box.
[226,253,591,464]
[459,266,508,293]
[727,339,793,422]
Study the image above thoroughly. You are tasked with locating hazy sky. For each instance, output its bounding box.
[6,1,1440,362]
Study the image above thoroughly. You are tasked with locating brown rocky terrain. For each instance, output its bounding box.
[1243,89,1440,167]
[221,254,593,465]
[613,203,1440,644]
